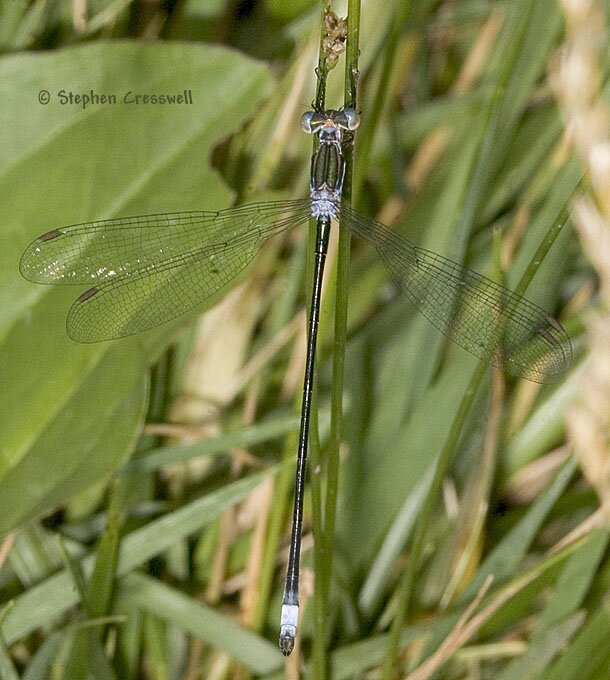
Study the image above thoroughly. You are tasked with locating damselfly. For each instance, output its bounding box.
[20,107,572,655]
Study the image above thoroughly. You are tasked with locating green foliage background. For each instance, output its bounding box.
[0,0,600,679]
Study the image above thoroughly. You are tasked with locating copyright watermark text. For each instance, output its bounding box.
[38,89,194,109]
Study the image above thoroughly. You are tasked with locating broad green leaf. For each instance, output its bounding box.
[0,42,273,535]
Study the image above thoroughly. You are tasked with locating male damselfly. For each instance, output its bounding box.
[20,107,572,655]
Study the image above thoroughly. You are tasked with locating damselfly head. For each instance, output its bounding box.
[300,107,360,135]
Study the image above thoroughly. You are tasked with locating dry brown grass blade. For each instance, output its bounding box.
[552,0,610,519]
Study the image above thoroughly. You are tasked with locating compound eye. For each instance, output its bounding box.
[342,108,360,130]
[300,111,315,133]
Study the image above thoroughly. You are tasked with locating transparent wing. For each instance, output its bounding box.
[20,200,311,285]
[21,200,312,343]
[340,204,572,383]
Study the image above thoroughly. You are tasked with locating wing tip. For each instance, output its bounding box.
[20,230,67,282]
